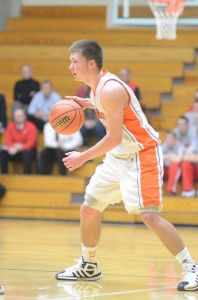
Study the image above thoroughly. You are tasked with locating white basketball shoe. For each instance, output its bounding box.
[0,286,4,295]
[56,257,102,281]
[177,262,198,291]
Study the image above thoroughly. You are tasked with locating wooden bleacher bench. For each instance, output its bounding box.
[0,73,172,93]
[0,175,85,193]
[161,102,191,118]
[21,6,106,19]
[0,59,183,77]
[7,18,107,32]
[0,30,198,48]
[173,84,198,101]
[151,116,178,131]
[0,45,194,63]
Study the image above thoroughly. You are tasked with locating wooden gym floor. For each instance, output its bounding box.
[0,219,198,300]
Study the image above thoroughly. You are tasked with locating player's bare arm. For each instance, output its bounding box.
[65,96,94,110]
[63,81,129,171]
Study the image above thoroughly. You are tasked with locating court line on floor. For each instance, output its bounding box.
[83,285,176,298]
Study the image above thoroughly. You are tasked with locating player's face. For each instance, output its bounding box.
[69,52,90,81]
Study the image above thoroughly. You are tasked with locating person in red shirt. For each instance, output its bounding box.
[0,108,37,174]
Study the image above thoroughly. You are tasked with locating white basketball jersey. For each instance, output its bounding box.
[90,71,160,158]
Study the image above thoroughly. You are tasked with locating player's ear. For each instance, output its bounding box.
[89,59,97,69]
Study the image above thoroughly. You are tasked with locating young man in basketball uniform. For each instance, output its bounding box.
[56,39,198,291]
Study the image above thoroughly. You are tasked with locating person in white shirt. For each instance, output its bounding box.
[185,90,198,128]
[173,116,195,148]
[38,122,83,175]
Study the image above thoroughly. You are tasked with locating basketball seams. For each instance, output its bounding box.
[59,110,79,134]
[49,100,84,135]
[50,107,82,124]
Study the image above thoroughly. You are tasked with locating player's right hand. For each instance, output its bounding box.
[65,96,93,110]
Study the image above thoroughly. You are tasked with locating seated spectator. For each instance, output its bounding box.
[118,68,148,114]
[37,122,83,175]
[181,115,198,197]
[162,132,185,195]
[0,93,7,134]
[13,64,40,111]
[0,183,6,199]
[76,84,106,146]
[173,115,195,148]
[185,90,198,127]
[28,80,61,132]
[0,108,37,174]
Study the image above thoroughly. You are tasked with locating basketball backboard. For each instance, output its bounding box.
[107,0,198,28]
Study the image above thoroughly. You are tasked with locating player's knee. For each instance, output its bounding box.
[80,204,100,220]
[140,212,158,229]
[83,193,107,212]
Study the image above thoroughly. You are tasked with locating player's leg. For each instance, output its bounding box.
[140,212,198,291]
[121,145,198,291]
[140,212,185,255]
[56,154,121,281]
[56,204,103,281]
[80,204,101,248]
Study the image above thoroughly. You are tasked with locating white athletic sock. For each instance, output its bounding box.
[175,247,193,267]
[82,244,97,262]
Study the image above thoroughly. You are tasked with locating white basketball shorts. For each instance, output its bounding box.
[84,145,163,214]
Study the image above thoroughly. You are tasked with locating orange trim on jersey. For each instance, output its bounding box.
[138,147,161,207]
[124,105,159,148]
[97,75,159,147]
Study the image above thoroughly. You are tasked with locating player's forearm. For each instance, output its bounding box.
[81,133,121,162]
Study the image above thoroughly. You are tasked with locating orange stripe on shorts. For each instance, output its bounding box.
[138,147,161,208]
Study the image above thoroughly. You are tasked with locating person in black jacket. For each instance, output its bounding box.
[0,184,6,199]
[13,64,40,111]
[0,94,7,133]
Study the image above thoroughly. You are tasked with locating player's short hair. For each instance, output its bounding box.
[69,39,103,69]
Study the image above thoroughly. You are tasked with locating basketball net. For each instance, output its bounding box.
[149,0,186,40]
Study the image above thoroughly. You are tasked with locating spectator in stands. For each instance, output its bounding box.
[13,64,40,111]
[28,80,61,132]
[119,68,142,101]
[76,84,106,146]
[181,115,198,197]
[0,108,37,174]
[118,67,148,114]
[0,94,7,134]
[173,115,195,148]
[185,90,198,127]
[37,122,83,175]
[162,131,185,195]
[0,183,6,199]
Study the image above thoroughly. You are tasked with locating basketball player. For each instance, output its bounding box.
[56,39,198,291]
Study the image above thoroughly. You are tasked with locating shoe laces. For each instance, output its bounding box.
[183,263,196,276]
[66,258,83,272]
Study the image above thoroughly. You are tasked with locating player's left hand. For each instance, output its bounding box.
[63,151,85,171]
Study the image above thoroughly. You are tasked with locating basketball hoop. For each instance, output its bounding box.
[148,0,186,40]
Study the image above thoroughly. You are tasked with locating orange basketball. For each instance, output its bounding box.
[49,100,84,135]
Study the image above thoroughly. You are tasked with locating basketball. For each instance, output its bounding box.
[49,100,85,135]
